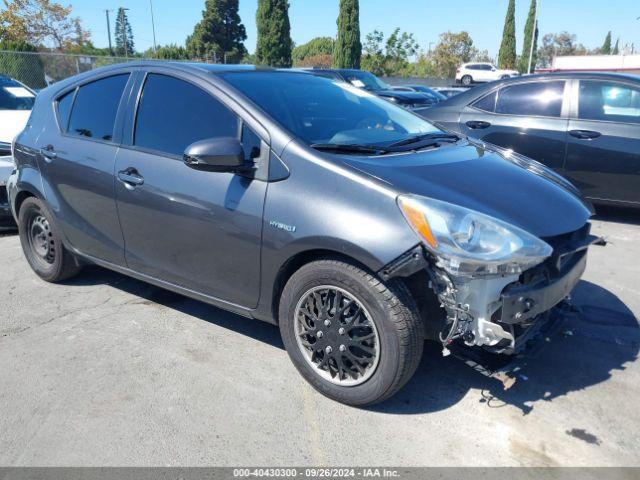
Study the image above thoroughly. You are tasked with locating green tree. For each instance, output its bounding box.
[186,0,247,63]
[255,0,292,67]
[114,7,134,56]
[333,0,361,69]
[144,44,189,60]
[292,37,334,65]
[536,32,588,68]
[431,31,479,78]
[612,38,619,55]
[601,31,612,54]
[360,28,418,76]
[518,0,538,73]
[0,39,46,89]
[360,29,385,75]
[498,0,517,69]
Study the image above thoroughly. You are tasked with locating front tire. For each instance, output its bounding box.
[279,259,424,406]
[461,75,473,86]
[18,197,80,282]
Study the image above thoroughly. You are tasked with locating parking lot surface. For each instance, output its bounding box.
[1,208,639,467]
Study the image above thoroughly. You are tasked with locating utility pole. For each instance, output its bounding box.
[527,0,538,74]
[105,10,113,56]
[149,0,158,55]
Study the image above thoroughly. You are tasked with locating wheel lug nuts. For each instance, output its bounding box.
[317,331,323,338]
[324,319,331,327]
[339,344,346,352]
[325,346,332,354]
[338,327,345,335]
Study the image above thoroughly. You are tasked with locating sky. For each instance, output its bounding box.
[62,0,639,57]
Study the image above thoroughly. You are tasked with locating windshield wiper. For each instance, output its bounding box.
[388,132,460,148]
[310,143,390,155]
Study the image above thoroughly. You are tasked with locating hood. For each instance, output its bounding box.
[339,141,591,238]
[376,90,435,105]
[0,110,30,144]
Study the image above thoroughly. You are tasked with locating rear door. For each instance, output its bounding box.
[114,71,267,308]
[36,72,134,265]
[459,80,570,171]
[564,78,640,204]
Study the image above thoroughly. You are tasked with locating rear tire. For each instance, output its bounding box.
[279,259,424,406]
[18,197,80,282]
[461,75,473,86]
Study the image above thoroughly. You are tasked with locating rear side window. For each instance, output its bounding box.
[472,90,498,112]
[495,81,564,117]
[134,74,238,156]
[56,90,74,131]
[68,74,129,141]
[578,80,640,124]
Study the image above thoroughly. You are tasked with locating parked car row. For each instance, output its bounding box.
[422,72,640,207]
[7,62,598,406]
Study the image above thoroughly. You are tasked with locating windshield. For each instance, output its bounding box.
[341,71,389,92]
[220,72,440,147]
[0,77,35,110]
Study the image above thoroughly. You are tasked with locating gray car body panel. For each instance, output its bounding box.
[10,62,592,326]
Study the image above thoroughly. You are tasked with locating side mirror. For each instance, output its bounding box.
[183,137,248,172]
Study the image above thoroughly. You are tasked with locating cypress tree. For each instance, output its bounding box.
[114,7,135,56]
[612,38,619,55]
[186,0,247,63]
[497,0,517,69]
[333,0,361,69]
[518,0,538,73]
[255,0,293,67]
[601,31,612,54]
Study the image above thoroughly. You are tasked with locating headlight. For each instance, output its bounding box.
[398,195,552,277]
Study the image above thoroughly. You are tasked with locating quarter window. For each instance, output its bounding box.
[495,81,564,117]
[578,80,640,124]
[134,74,238,156]
[56,90,75,131]
[472,90,498,112]
[68,74,129,141]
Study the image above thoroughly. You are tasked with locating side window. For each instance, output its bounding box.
[134,74,238,156]
[578,80,640,124]
[467,64,479,70]
[495,81,565,117]
[241,123,262,161]
[472,90,497,113]
[56,89,75,131]
[68,74,130,141]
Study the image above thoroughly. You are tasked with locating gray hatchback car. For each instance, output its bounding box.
[9,62,597,405]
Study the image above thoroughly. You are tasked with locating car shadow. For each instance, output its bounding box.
[593,205,640,226]
[65,268,637,415]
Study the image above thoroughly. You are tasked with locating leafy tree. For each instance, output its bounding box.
[0,0,89,50]
[114,7,134,56]
[292,37,334,65]
[537,32,588,68]
[143,44,189,60]
[297,53,333,68]
[612,38,619,55]
[361,28,418,76]
[498,0,516,69]
[333,0,361,69]
[186,0,247,63]
[431,31,479,78]
[518,0,538,73]
[601,31,612,54]
[255,0,292,67]
[0,39,46,88]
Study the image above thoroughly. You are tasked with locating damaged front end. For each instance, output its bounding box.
[385,195,601,366]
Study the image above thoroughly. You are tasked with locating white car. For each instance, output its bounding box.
[0,75,35,155]
[455,63,519,86]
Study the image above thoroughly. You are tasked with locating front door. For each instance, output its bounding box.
[564,79,640,204]
[460,80,569,171]
[36,73,133,265]
[114,73,266,308]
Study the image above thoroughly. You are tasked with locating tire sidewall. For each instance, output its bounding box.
[279,263,403,405]
[462,75,472,86]
[18,197,66,282]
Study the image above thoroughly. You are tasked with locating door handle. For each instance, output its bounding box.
[569,129,601,140]
[117,168,144,187]
[466,120,491,129]
[40,145,57,160]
